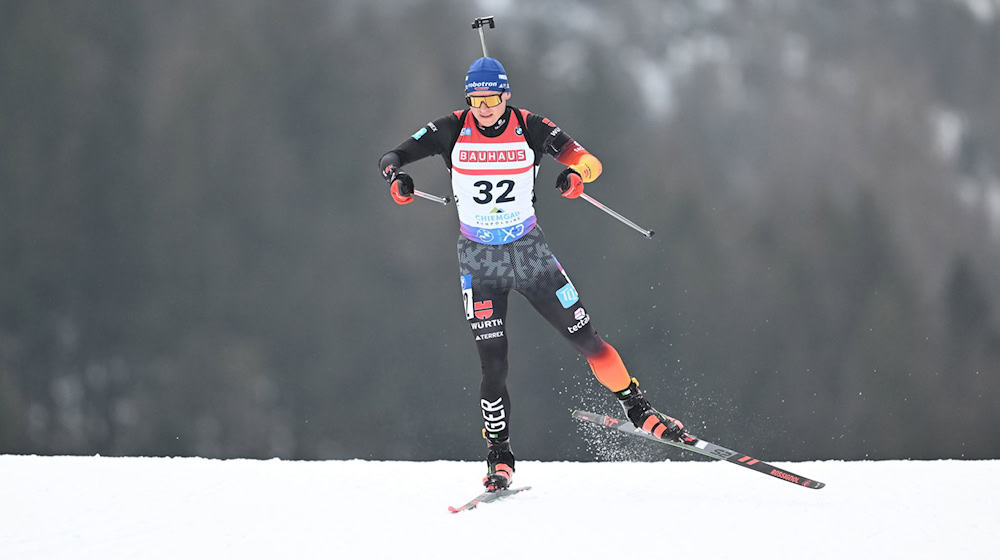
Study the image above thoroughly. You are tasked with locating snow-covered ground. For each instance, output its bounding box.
[1,456,996,559]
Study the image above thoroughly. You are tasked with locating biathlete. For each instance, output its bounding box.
[378,57,687,490]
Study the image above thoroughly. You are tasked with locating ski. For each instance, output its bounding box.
[573,410,825,489]
[448,486,532,513]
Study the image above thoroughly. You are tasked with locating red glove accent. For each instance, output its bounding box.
[560,170,584,198]
[390,180,413,205]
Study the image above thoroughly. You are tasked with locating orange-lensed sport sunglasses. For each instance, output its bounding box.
[465,94,503,108]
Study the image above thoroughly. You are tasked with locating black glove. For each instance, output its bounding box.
[555,168,584,198]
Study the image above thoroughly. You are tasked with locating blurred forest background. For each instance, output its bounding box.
[2,0,999,462]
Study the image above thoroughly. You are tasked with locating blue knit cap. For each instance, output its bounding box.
[465,57,509,93]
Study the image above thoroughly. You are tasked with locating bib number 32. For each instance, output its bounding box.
[472,179,516,204]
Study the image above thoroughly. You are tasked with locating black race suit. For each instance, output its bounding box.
[379,106,630,443]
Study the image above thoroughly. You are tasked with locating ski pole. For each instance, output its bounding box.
[579,193,655,238]
[413,189,452,205]
[471,16,495,57]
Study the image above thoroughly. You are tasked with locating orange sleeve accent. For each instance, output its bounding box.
[556,142,603,183]
[585,341,631,392]
[571,153,602,183]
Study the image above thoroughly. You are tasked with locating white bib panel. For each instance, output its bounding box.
[451,113,537,245]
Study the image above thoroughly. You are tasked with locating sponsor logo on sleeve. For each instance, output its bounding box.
[411,127,428,140]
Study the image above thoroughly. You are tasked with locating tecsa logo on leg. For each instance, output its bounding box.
[568,306,591,333]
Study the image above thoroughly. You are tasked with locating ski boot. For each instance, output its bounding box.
[482,439,515,491]
[615,379,691,443]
